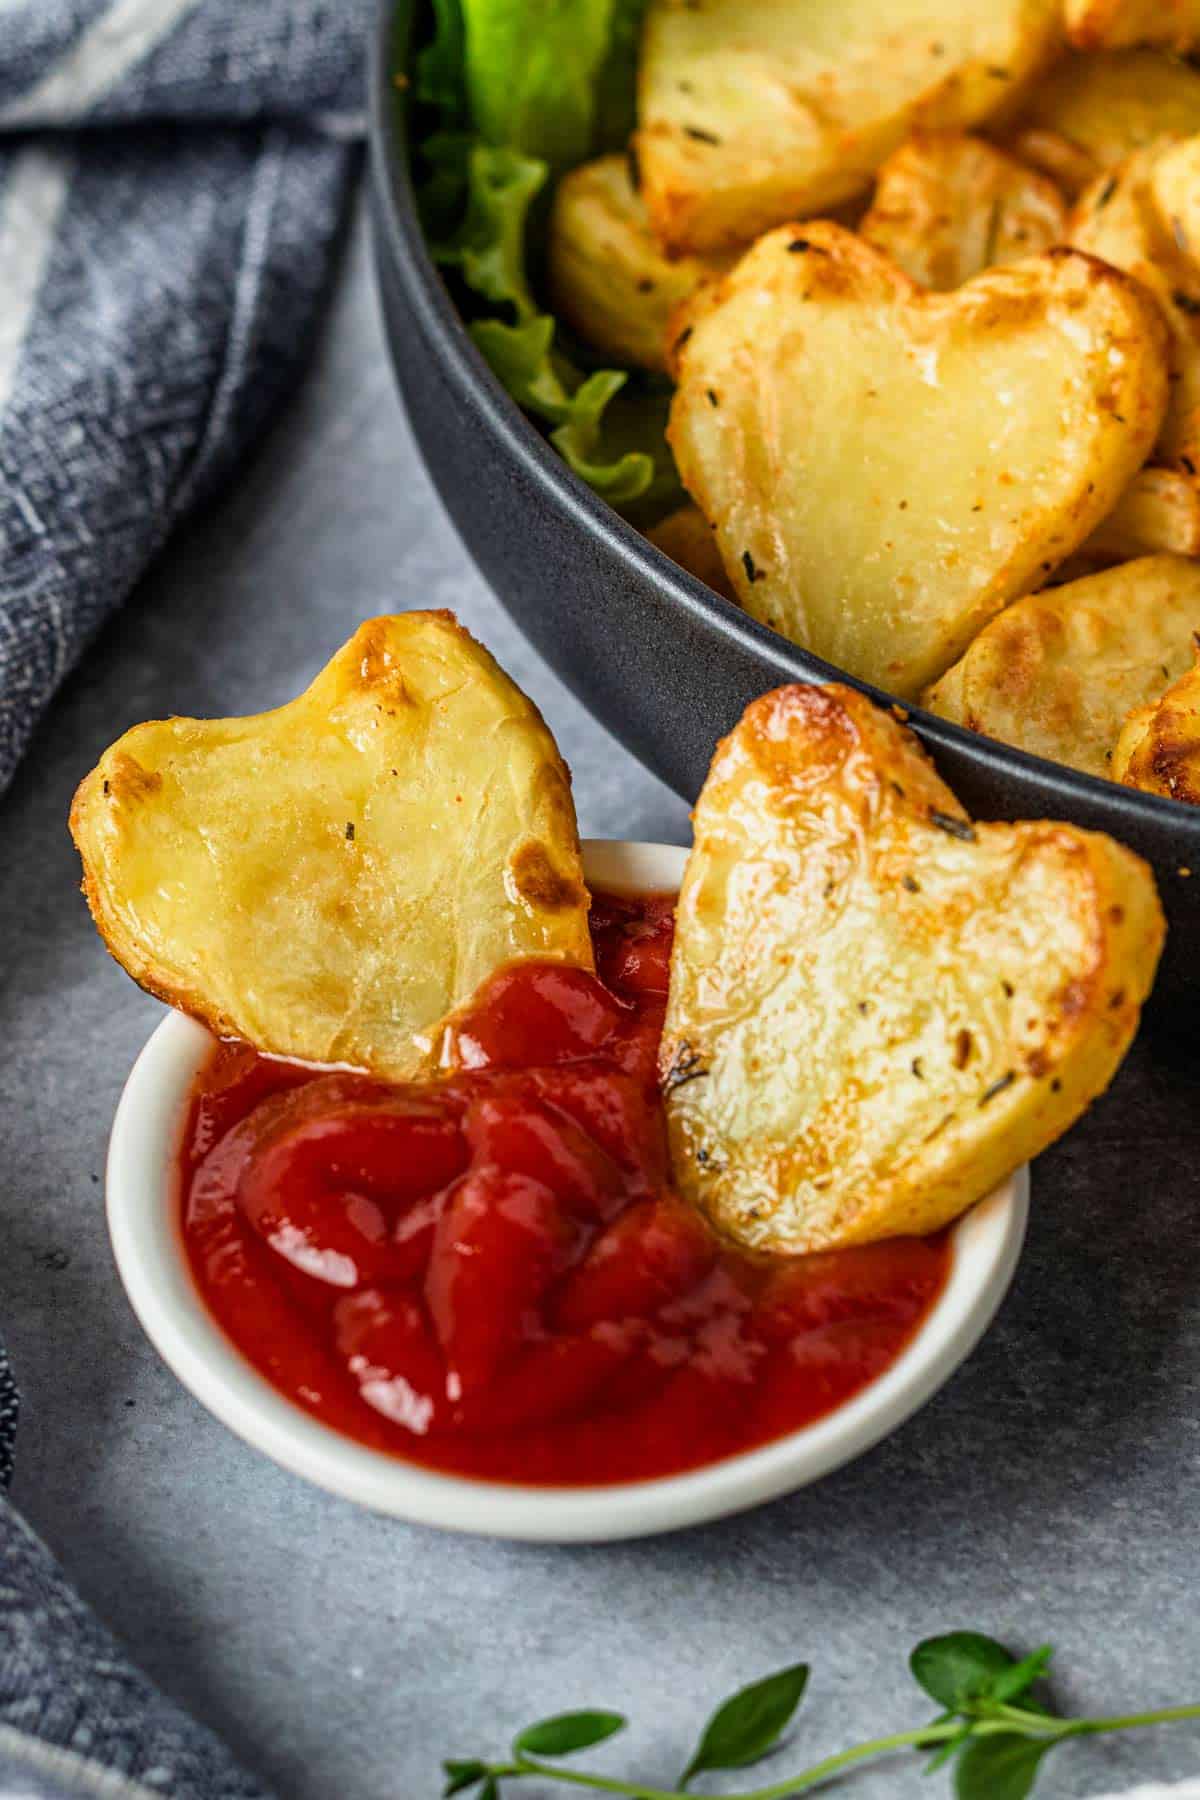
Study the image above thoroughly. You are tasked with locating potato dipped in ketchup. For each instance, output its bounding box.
[179,893,949,1485]
[71,618,1162,1487]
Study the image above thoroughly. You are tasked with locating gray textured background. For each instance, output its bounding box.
[2,204,1199,1800]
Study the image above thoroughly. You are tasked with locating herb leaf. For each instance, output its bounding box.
[680,1663,809,1785]
[953,1733,1053,1800]
[442,1758,489,1795]
[514,1711,627,1757]
[990,1646,1054,1709]
[910,1633,1020,1712]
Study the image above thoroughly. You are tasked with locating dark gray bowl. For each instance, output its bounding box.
[368,0,1200,1009]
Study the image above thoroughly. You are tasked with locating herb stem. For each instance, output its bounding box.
[732,1718,1032,1799]
[1075,1705,1200,1736]
[512,1758,684,1797]
[509,1718,1040,1800]
[988,1704,1073,1736]
[983,1700,1200,1742]
[733,1724,959,1797]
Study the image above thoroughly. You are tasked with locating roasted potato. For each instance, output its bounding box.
[645,503,737,602]
[1148,136,1200,268]
[1069,140,1200,472]
[922,554,1200,778]
[1073,468,1200,569]
[661,683,1163,1255]
[546,155,730,372]
[634,0,1062,255]
[1065,0,1200,50]
[1004,128,1105,201]
[70,614,593,1078]
[860,133,1067,289]
[1113,645,1200,801]
[1006,50,1200,196]
[668,224,1169,698]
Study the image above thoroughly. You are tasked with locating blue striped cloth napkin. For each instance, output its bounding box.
[0,0,368,793]
[0,3,367,1794]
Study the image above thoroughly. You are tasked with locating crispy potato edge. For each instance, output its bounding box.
[660,683,1164,1253]
[68,611,593,1060]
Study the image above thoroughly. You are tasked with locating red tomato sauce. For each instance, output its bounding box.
[179,893,950,1486]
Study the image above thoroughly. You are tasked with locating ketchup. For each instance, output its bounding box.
[179,894,949,1486]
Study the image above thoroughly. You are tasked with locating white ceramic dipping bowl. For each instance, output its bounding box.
[107,839,1029,1542]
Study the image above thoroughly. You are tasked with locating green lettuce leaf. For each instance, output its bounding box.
[431,142,545,318]
[418,129,474,238]
[550,373,655,504]
[582,381,685,523]
[414,0,468,126]
[460,0,619,173]
[412,0,672,514]
[470,317,655,502]
[469,315,573,416]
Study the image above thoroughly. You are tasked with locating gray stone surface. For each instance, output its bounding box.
[2,201,1199,1800]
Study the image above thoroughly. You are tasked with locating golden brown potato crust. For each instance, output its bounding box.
[546,155,730,372]
[1069,138,1200,473]
[1072,468,1200,571]
[1113,648,1200,802]
[861,132,1067,290]
[634,0,1061,255]
[923,556,1200,777]
[70,613,593,1078]
[661,684,1164,1255]
[1150,136,1200,261]
[1006,50,1200,195]
[668,224,1169,698]
[1065,0,1200,50]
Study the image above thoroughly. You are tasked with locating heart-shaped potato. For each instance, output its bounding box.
[634,0,1061,255]
[660,684,1164,1256]
[860,133,1067,290]
[70,613,592,1078]
[668,224,1168,697]
[1065,0,1200,51]
[1007,50,1200,196]
[923,554,1200,777]
[1069,139,1200,472]
[1113,644,1200,802]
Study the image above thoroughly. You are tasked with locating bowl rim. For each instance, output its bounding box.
[106,837,1030,1542]
[367,0,1200,842]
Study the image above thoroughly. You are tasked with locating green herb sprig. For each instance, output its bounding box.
[444,1631,1200,1800]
